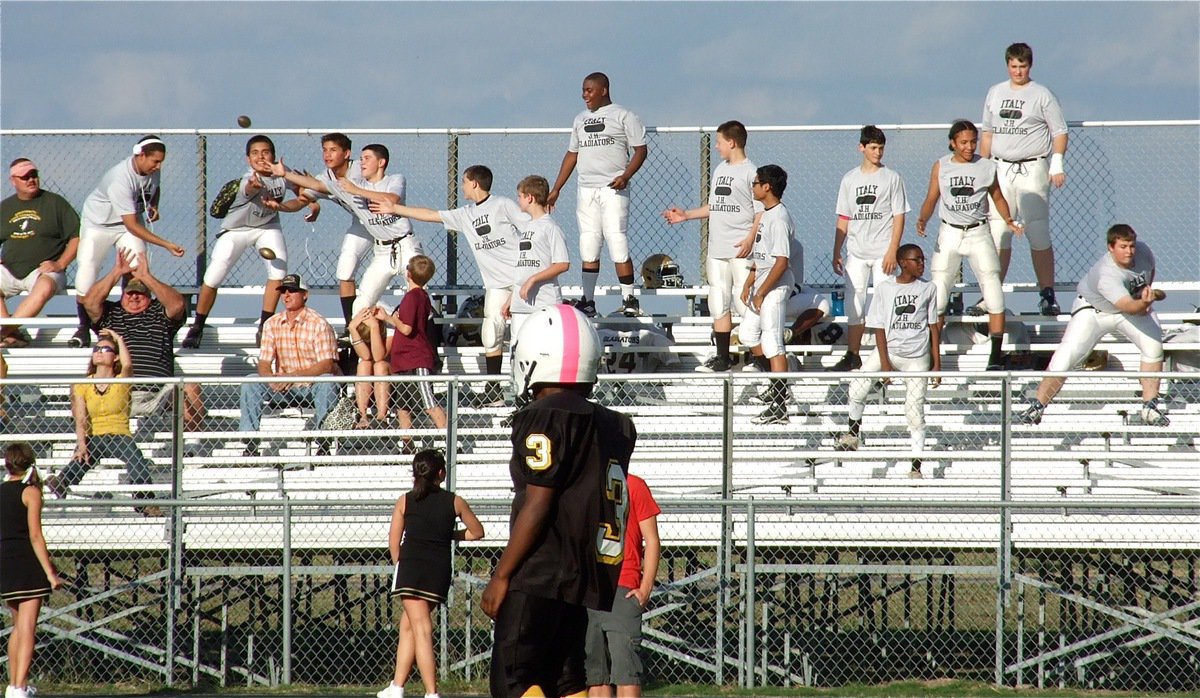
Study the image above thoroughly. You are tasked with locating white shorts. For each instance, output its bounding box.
[988,157,1051,251]
[848,351,930,433]
[1048,298,1164,370]
[482,287,512,354]
[75,223,147,294]
[843,252,887,325]
[336,229,374,282]
[930,221,1005,316]
[736,284,789,358]
[203,226,288,287]
[705,256,752,319]
[576,186,630,264]
[786,285,830,325]
[0,264,64,298]
[353,236,423,315]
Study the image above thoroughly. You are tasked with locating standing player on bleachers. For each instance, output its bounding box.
[833,243,941,478]
[181,136,308,348]
[916,120,1021,371]
[501,175,571,341]
[482,304,635,698]
[828,126,910,372]
[981,42,1069,315]
[1016,224,1169,427]
[293,133,366,342]
[740,165,796,426]
[548,71,649,317]
[372,165,522,407]
[276,144,424,315]
[72,136,185,348]
[663,120,759,373]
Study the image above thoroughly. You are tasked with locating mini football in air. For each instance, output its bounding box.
[237,115,252,128]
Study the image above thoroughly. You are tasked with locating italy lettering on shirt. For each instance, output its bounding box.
[891,293,922,329]
[945,175,980,212]
[516,233,542,268]
[994,98,1030,135]
[709,175,743,213]
[852,184,885,221]
[579,117,616,148]
[1127,271,1150,297]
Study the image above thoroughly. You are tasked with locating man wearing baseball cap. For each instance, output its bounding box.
[238,273,340,456]
[1,158,81,348]
[82,248,206,436]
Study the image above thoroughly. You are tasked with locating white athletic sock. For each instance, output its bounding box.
[582,270,599,300]
[619,282,634,299]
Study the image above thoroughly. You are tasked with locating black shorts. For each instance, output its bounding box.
[391,367,441,412]
[490,590,588,698]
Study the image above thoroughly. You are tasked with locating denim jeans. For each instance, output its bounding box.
[238,381,339,433]
[61,433,154,488]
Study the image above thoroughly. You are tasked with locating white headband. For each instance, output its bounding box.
[133,138,166,155]
[21,465,39,484]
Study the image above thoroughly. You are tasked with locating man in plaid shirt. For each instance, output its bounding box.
[238,273,339,456]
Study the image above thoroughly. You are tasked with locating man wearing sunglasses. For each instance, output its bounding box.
[1,158,81,348]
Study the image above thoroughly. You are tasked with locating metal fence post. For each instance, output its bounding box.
[745,497,756,689]
[715,376,735,686]
[282,496,293,684]
[698,131,712,287]
[195,135,208,291]
[445,133,460,311]
[996,373,1013,685]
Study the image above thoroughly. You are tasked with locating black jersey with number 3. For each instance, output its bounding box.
[508,390,637,611]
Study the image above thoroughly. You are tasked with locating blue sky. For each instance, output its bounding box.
[2,2,1197,130]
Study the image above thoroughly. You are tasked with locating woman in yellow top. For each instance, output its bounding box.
[46,329,159,514]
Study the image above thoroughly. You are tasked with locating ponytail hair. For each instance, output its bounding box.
[410,448,446,502]
[5,442,41,486]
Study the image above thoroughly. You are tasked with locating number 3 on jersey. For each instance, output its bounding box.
[596,461,628,565]
[525,433,552,471]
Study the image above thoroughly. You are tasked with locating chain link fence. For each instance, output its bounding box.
[1,370,1197,691]
[2,123,1196,294]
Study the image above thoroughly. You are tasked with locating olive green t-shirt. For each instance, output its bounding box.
[1,190,81,278]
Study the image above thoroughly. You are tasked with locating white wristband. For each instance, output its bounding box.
[1048,153,1065,176]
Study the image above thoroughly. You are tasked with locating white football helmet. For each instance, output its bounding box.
[641,254,684,289]
[511,304,602,398]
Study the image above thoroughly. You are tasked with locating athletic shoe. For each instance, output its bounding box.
[781,328,794,345]
[180,324,204,349]
[1015,398,1044,425]
[67,328,90,349]
[751,383,791,404]
[751,404,789,425]
[986,356,1007,371]
[336,328,353,347]
[468,383,506,408]
[572,298,597,318]
[695,354,733,373]
[965,301,988,317]
[621,295,640,316]
[1141,398,1170,426]
[376,682,404,698]
[833,432,860,451]
[1039,288,1061,316]
[826,352,862,372]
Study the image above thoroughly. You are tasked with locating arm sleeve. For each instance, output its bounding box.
[623,109,648,148]
[1042,88,1069,137]
[891,172,911,216]
[438,207,469,233]
[981,85,997,131]
[865,283,888,330]
[549,223,571,264]
[511,407,571,489]
[835,173,854,218]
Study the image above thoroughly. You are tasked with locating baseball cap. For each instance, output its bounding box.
[124,279,151,296]
[279,273,308,292]
[9,160,37,178]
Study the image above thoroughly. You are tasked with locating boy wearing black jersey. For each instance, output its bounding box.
[482,304,637,698]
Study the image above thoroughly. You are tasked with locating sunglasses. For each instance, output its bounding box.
[92,346,117,354]
[281,287,304,294]
[13,171,39,181]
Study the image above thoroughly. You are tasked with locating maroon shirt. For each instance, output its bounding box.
[389,287,436,372]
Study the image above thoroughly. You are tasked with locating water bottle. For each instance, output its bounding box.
[831,288,845,317]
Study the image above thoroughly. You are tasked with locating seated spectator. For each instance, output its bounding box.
[83,248,205,438]
[238,274,339,456]
[1,158,80,348]
[44,330,161,515]
[347,304,392,428]
[377,256,446,453]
